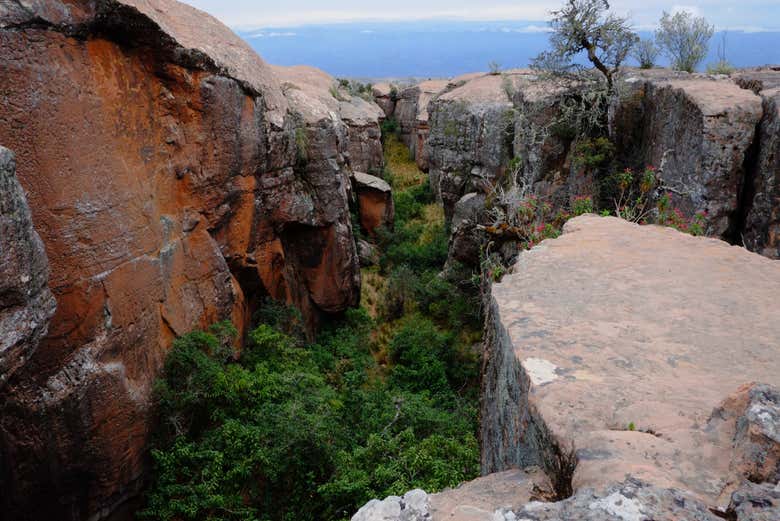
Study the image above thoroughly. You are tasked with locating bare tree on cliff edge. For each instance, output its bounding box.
[531,0,638,93]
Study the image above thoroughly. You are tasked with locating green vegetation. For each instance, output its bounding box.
[142,138,481,521]
[294,126,309,166]
[633,38,660,69]
[656,10,714,73]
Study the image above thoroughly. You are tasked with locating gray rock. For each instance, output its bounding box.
[357,238,380,266]
[728,481,780,521]
[0,146,56,388]
[514,478,721,521]
[351,490,431,521]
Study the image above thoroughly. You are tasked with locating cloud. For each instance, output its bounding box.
[670,5,702,17]
[246,31,297,38]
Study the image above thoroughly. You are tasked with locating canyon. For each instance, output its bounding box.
[0,1,779,520]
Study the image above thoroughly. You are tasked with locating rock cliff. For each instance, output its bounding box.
[380,68,780,263]
[0,1,371,518]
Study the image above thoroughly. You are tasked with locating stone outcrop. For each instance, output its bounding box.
[353,171,394,236]
[394,79,450,171]
[483,216,780,506]
[372,82,397,119]
[612,70,764,240]
[0,1,362,519]
[426,73,515,221]
[392,68,780,270]
[272,65,385,174]
[0,147,56,389]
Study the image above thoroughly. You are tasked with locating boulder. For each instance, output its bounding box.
[484,216,780,509]
[357,238,381,266]
[0,147,56,389]
[446,193,487,270]
[715,383,780,485]
[353,171,395,236]
[728,480,780,521]
[0,1,361,519]
[352,490,430,521]
[373,82,398,119]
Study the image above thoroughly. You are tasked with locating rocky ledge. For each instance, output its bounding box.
[355,216,780,520]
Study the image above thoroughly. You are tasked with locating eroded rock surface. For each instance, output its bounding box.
[272,65,385,174]
[612,70,764,239]
[734,68,780,259]
[0,146,56,389]
[485,216,780,508]
[426,73,515,221]
[353,171,394,236]
[395,79,450,171]
[0,1,361,519]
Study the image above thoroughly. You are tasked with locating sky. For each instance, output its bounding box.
[182,0,780,31]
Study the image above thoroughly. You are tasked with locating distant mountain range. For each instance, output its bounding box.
[238,20,780,79]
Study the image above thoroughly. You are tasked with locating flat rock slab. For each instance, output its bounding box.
[492,215,780,506]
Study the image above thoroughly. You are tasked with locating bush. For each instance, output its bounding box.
[656,10,714,72]
[633,38,659,69]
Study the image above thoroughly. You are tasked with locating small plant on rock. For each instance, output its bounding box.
[607,166,657,223]
[656,193,707,236]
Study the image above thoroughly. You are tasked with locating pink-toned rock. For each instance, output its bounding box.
[484,216,780,509]
[352,172,394,236]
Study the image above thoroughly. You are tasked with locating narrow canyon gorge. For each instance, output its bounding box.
[1,1,779,520]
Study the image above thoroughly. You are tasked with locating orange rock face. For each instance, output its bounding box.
[0,1,360,519]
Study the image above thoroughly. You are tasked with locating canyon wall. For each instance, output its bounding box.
[380,67,780,262]
[0,1,383,519]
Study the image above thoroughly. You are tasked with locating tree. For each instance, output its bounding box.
[655,10,714,73]
[532,0,638,91]
[633,38,659,69]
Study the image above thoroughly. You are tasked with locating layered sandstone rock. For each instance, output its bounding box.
[352,172,394,236]
[273,65,385,174]
[0,147,56,389]
[372,82,397,119]
[355,216,780,521]
[0,1,360,519]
